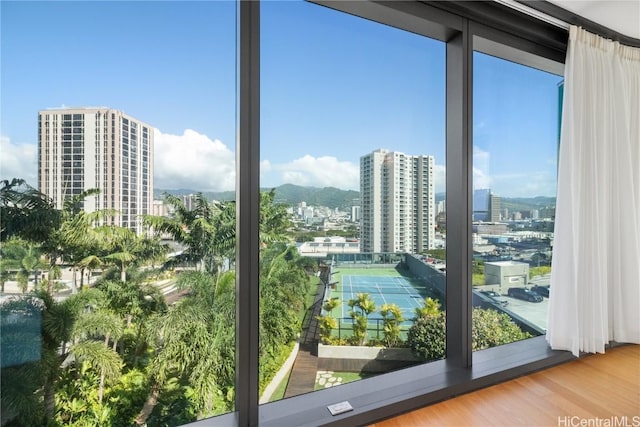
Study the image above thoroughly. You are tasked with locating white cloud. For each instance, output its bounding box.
[473,146,492,190]
[265,155,360,190]
[265,157,445,193]
[473,166,493,191]
[0,131,454,196]
[260,159,272,173]
[492,171,557,198]
[0,136,38,186]
[154,129,235,191]
[470,145,557,197]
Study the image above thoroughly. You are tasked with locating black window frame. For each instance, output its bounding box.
[188,1,578,426]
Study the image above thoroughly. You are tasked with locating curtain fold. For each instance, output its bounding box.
[547,26,640,357]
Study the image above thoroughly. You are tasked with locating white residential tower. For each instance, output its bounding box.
[360,149,435,253]
[38,108,154,234]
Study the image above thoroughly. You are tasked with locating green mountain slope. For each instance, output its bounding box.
[154,186,554,212]
[155,184,360,210]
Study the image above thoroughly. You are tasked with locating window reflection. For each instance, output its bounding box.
[471,51,562,349]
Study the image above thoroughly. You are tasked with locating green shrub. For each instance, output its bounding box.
[317,315,338,345]
[471,308,531,350]
[407,313,445,361]
[408,307,532,361]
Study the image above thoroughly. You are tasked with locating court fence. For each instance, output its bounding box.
[332,317,414,342]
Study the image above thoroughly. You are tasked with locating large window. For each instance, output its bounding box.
[2,1,575,426]
[1,1,237,425]
[253,3,570,425]
[471,49,563,349]
[259,0,446,404]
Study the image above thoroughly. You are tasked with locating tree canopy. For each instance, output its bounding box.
[0,178,61,243]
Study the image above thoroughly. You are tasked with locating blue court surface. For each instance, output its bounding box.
[339,275,428,323]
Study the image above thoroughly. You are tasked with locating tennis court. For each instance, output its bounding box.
[337,273,430,323]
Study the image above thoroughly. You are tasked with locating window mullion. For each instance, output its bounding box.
[237,0,261,425]
[445,20,473,368]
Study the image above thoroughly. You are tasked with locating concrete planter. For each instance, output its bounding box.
[259,342,300,404]
[317,344,419,362]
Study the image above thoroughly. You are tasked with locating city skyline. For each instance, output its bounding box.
[1,1,562,198]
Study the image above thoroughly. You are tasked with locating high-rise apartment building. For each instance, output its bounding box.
[360,149,435,253]
[473,188,501,222]
[351,205,361,223]
[490,193,501,222]
[38,108,154,234]
[473,188,490,221]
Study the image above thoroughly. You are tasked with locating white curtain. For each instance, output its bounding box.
[547,26,640,357]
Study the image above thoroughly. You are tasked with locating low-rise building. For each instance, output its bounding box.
[297,236,360,258]
[484,260,529,290]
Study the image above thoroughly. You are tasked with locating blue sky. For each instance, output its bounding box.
[0,0,563,197]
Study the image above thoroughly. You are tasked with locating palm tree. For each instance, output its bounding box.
[379,303,404,347]
[144,193,220,272]
[77,254,102,289]
[70,309,124,405]
[348,293,377,345]
[95,279,166,358]
[96,225,167,283]
[43,201,98,293]
[0,178,61,244]
[40,188,110,294]
[0,267,9,293]
[211,200,236,269]
[414,297,441,318]
[0,239,46,292]
[136,235,169,269]
[145,190,291,274]
[58,229,97,293]
[40,289,104,419]
[133,192,299,423]
[259,244,311,379]
[99,226,138,283]
[259,189,292,247]
[136,270,236,424]
[42,287,131,420]
[48,264,62,287]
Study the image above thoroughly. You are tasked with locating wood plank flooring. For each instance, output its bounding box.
[370,344,640,427]
[283,344,318,398]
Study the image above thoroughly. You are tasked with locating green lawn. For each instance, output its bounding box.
[304,276,322,311]
[268,369,292,401]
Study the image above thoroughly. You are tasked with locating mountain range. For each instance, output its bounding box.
[155,184,554,211]
[154,184,360,210]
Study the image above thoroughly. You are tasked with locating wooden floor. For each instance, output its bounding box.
[370,344,640,427]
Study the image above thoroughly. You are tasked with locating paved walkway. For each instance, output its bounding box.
[283,343,318,397]
[315,370,344,389]
[283,279,325,397]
